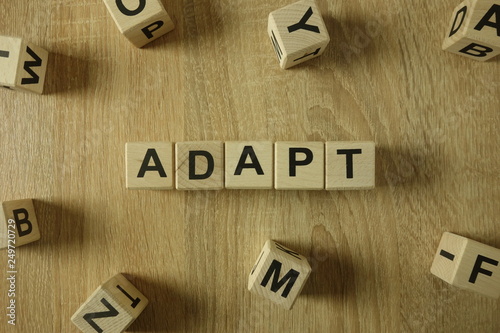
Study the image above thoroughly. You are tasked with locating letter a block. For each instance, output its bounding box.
[248,240,311,310]
[431,232,500,298]
[102,0,174,47]
[268,0,330,69]
[443,0,500,61]
[71,273,148,332]
[0,199,40,249]
[0,36,48,94]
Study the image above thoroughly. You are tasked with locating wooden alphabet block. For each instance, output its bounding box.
[248,240,311,310]
[0,36,48,94]
[71,273,148,332]
[431,232,500,298]
[268,0,330,69]
[325,141,375,190]
[0,199,40,249]
[442,0,500,61]
[102,0,174,47]
[275,142,324,190]
[225,141,273,189]
[126,142,174,190]
[175,141,224,190]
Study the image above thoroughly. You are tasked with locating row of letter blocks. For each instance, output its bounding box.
[126,141,376,190]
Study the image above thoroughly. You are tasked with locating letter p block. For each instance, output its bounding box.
[248,240,311,309]
[0,199,41,249]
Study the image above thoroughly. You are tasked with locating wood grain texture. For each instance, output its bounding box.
[0,0,499,332]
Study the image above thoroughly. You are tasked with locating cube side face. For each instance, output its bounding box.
[123,10,175,48]
[325,141,375,190]
[14,42,49,94]
[465,0,500,46]
[101,273,149,316]
[1,199,40,249]
[225,141,274,189]
[0,36,22,88]
[126,142,174,190]
[430,232,468,284]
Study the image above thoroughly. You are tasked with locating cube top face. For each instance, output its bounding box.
[431,232,500,298]
[275,141,325,190]
[126,142,174,190]
[0,36,22,87]
[0,199,40,249]
[268,0,330,69]
[175,141,224,190]
[225,141,273,189]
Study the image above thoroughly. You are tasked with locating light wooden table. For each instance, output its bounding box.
[1,0,499,332]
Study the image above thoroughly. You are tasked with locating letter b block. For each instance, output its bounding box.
[431,232,500,298]
[71,273,148,332]
[268,0,330,69]
[248,240,311,310]
[0,199,41,249]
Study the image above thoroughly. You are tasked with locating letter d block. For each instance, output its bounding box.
[71,273,148,333]
[248,240,311,310]
[268,0,330,69]
[102,0,174,47]
[0,36,48,94]
[431,232,500,298]
[0,199,41,249]
[443,0,500,61]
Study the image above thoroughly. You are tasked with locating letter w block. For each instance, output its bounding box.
[248,240,311,309]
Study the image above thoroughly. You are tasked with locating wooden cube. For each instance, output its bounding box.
[225,141,273,189]
[248,240,311,310]
[431,232,500,298]
[268,0,330,69]
[175,141,224,190]
[71,273,148,332]
[325,141,375,190]
[0,199,40,249]
[126,142,174,190]
[275,142,324,190]
[102,0,174,47]
[0,36,48,94]
[442,0,500,61]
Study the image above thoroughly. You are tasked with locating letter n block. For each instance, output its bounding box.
[268,0,330,69]
[431,232,500,298]
[443,0,500,61]
[102,0,174,47]
[71,273,148,332]
[0,36,48,94]
[0,199,40,249]
[248,240,311,310]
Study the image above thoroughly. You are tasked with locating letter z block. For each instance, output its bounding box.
[71,273,149,332]
[102,0,174,47]
[248,240,311,310]
[0,199,41,249]
[268,0,330,69]
[443,0,500,61]
[0,36,48,94]
[431,232,500,298]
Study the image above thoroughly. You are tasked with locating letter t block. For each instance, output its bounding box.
[248,240,311,310]
[0,199,41,249]
[431,232,500,298]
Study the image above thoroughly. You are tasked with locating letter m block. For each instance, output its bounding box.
[248,240,311,309]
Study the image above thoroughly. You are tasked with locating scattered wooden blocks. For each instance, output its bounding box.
[102,0,174,47]
[325,141,375,190]
[268,0,330,69]
[443,0,500,61]
[126,142,174,190]
[248,240,311,310]
[71,273,148,333]
[0,199,40,249]
[0,36,48,94]
[431,232,500,298]
[175,141,224,190]
[225,141,273,189]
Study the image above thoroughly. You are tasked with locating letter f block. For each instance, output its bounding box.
[0,199,41,249]
[248,240,311,310]
[431,232,500,298]
[268,0,330,69]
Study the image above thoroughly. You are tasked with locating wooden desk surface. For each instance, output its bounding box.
[1,0,499,332]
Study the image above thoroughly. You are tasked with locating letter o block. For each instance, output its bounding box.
[443,0,500,61]
[248,240,311,310]
[268,0,330,69]
[431,232,500,298]
[0,199,41,249]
